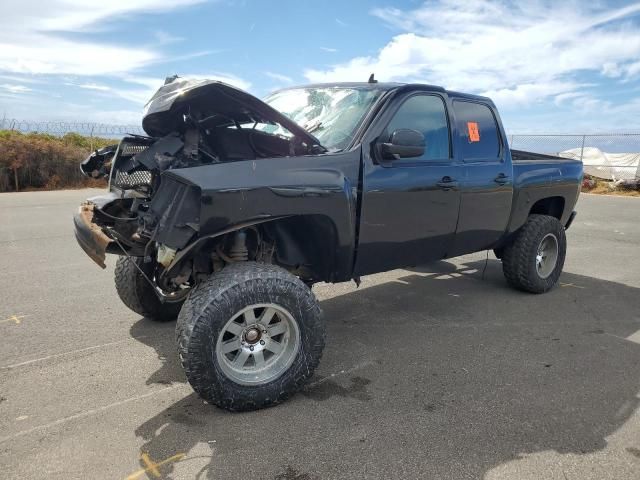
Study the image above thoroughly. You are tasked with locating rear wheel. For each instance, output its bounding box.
[501,214,566,293]
[176,262,325,411]
[114,256,187,322]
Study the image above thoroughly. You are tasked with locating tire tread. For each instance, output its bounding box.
[114,256,182,321]
[176,262,325,412]
[501,214,566,294]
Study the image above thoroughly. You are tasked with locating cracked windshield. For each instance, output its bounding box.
[264,87,383,151]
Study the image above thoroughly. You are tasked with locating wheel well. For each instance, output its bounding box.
[261,215,339,282]
[160,215,341,286]
[529,196,565,220]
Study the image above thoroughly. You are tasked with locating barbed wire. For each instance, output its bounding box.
[0,118,145,137]
[1,118,639,179]
[3,118,639,142]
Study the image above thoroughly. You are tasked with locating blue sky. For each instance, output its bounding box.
[1,0,640,132]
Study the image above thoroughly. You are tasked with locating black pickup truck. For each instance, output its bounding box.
[74,78,583,411]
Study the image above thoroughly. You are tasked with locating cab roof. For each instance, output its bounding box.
[276,82,493,105]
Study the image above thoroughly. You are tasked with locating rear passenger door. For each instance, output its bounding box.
[448,100,513,256]
[354,92,462,276]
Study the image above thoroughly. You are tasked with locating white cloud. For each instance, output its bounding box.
[0,0,207,76]
[66,82,111,91]
[553,92,586,107]
[36,0,206,32]
[265,72,293,83]
[320,47,338,53]
[0,0,253,122]
[0,84,32,94]
[0,39,158,76]
[482,82,584,107]
[602,62,623,78]
[0,74,43,84]
[627,61,640,79]
[0,91,143,124]
[306,1,640,111]
[153,30,185,45]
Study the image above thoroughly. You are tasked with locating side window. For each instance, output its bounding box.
[386,95,450,160]
[452,100,501,160]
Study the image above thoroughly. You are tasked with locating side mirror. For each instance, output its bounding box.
[381,129,425,160]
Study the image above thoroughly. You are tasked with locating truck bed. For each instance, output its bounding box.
[511,149,579,163]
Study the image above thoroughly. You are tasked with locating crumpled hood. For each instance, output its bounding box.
[142,78,324,150]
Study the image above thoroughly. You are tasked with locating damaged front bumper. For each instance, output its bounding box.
[73,202,113,269]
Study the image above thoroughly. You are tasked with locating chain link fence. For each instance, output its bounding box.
[1,118,639,180]
[0,119,142,192]
[0,118,145,138]
[510,134,640,180]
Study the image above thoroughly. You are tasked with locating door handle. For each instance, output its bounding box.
[494,173,510,185]
[436,176,459,190]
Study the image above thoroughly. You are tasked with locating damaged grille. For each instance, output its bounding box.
[112,170,152,189]
[121,144,148,155]
[110,140,153,191]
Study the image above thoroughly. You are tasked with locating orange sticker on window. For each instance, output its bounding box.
[467,122,480,142]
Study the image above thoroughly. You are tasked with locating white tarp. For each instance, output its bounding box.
[559,147,640,180]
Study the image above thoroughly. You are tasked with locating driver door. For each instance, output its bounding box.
[354,92,462,276]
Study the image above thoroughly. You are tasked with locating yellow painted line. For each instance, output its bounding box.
[625,330,640,345]
[140,453,161,478]
[125,452,186,480]
[0,314,26,325]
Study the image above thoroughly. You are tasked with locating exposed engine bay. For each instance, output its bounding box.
[75,78,327,295]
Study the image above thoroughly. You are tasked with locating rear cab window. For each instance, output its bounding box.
[452,100,502,161]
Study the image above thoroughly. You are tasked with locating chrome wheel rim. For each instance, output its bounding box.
[536,233,559,279]
[215,303,300,386]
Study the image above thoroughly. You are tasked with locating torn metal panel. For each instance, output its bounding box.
[80,144,117,179]
[72,202,112,269]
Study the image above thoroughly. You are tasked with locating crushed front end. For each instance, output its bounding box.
[72,77,323,293]
[73,132,204,289]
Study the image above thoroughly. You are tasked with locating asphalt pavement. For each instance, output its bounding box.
[0,189,639,480]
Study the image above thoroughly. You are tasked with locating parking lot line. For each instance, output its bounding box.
[0,336,150,370]
[0,384,189,444]
[125,452,186,480]
[0,314,26,325]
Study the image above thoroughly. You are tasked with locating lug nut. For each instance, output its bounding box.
[250,346,254,351]
[260,340,265,345]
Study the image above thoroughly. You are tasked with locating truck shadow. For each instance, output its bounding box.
[130,259,640,479]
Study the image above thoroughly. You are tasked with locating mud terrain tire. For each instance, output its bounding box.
[176,262,325,412]
[114,256,185,322]
[501,214,566,293]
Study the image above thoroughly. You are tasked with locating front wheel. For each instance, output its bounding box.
[114,256,187,322]
[501,214,567,293]
[176,262,325,411]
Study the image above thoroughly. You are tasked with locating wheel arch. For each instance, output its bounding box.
[162,214,345,284]
[262,214,341,282]
[505,189,574,238]
[529,196,565,220]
